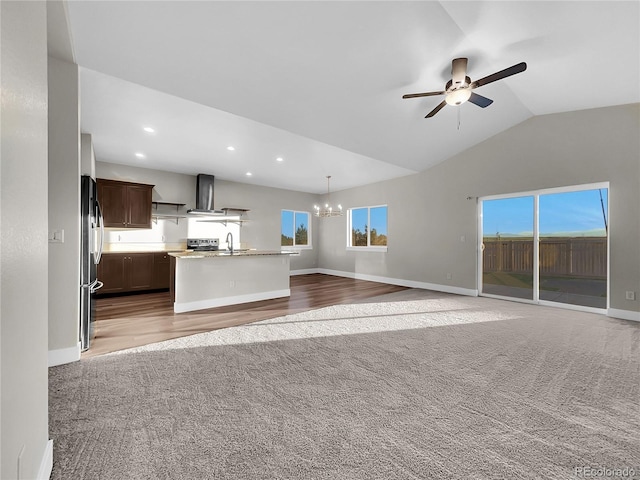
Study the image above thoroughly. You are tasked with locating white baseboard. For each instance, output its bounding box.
[290,268,320,276]
[301,268,478,297]
[37,439,53,480]
[293,270,640,321]
[174,289,291,313]
[48,342,81,367]
[608,308,640,322]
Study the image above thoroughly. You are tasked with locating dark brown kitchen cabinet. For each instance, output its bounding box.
[98,253,127,294]
[97,252,156,294]
[129,254,154,290]
[152,252,171,289]
[97,179,153,229]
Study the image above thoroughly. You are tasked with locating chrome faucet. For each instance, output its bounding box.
[225,232,233,253]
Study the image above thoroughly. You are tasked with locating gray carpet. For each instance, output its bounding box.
[49,290,640,479]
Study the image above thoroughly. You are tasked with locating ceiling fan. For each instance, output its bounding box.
[403,58,527,118]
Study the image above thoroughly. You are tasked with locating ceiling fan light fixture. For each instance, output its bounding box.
[445,88,472,106]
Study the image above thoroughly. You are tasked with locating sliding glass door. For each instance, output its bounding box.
[538,189,608,308]
[480,184,608,311]
[482,196,535,300]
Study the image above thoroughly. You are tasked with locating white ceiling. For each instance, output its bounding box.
[66,1,640,194]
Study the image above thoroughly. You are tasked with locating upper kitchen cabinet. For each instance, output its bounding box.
[97,178,154,228]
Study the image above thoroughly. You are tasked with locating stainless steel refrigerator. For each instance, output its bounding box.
[80,175,104,351]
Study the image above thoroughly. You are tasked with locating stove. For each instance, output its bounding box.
[187,238,219,251]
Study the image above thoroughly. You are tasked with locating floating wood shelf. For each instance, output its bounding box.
[220,207,250,213]
[152,201,186,207]
[193,207,250,226]
[152,201,187,224]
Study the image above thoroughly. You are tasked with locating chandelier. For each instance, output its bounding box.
[314,176,342,217]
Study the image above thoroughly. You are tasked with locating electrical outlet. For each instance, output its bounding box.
[446,273,452,280]
[626,291,636,301]
[460,235,466,242]
[229,280,235,288]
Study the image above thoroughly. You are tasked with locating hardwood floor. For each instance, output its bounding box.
[86,274,409,358]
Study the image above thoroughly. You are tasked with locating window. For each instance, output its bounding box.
[281,210,311,248]
[348,205,387,251]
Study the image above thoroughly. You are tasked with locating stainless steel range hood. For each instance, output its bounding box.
[187,174,225,216]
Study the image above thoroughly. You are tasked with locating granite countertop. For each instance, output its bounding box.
[102,249,184,254]
[102,244,187,254]
[170,250,295,259]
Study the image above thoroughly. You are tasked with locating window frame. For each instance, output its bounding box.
[280,209,312,250]
[346,204,388,252]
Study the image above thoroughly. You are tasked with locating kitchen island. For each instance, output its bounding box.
[169,250,292,313]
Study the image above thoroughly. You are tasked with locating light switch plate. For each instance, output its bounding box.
[48,229,64,243]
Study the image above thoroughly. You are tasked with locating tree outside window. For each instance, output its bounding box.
[281,210,311,248]
[348,205,387,250]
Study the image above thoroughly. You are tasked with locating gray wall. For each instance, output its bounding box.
[95,162,320,270]
[48,56,81,357]
[96,161,196,208]
[318,104,640,315]
[215,179,319,270]
[1,1,51,478]
[81,133,95,178]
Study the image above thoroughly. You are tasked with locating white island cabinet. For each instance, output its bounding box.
[169,251,291,313]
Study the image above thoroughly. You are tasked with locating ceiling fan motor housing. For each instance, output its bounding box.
[446,76,471,93]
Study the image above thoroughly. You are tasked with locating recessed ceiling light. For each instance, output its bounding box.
[276,157,284,162]
[135,152,146,159]
[227,146,235,151]
[143,126,155,133]
[245,172,252,176]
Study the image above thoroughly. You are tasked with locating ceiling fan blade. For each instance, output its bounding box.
[471,62,527,89]
[425,100,447,118]
[451,57,468,86]
[468,92,493,108]
[402,91,445,99]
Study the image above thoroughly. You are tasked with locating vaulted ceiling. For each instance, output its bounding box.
[64,1,639,193]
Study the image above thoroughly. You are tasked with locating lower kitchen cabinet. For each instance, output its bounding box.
[98,252,169,295]
[152,252,171,289]
[98,253,128,294]
[129,253,154,290]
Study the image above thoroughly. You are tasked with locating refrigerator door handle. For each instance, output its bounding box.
[95,200,105,264]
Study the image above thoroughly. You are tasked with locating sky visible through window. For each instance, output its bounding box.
[352,208,388,235]
[281,210,310,246]
[370,207,387,236]
[351,206,387,247]
[351,208,368,235]
[281,210,294,239]
[295,212,309,235]
[483,189,608,237]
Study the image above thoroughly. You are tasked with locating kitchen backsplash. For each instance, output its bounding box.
[103,217,241,249]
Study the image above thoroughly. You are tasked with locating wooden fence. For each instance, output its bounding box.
[483,237,607,278]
